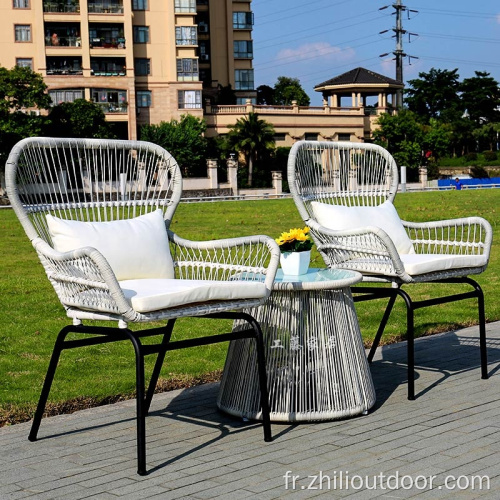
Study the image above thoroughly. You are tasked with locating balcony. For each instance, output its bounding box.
[46,56,83,74]
[89,23,125,48]
[43,1,80,13]
[92,89,127,113]
[45,23,81,46]
[88,1,124,14]
[91,57,126,76]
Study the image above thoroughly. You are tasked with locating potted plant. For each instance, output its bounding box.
[275,227,313,276]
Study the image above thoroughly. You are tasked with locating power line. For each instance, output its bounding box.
[410,6,499,20]
[254,11,382,49]
[418,32,500,45]
[256,0,351,27]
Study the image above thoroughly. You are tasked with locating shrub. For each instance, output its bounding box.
[465,152,478,162]
[470,165,490,179]
[483,151,498,162]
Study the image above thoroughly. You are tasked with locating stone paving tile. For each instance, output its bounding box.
[1,322,500,498]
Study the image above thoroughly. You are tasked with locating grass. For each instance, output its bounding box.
[1,189,498,425]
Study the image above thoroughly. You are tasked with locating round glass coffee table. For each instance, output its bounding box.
[217,268,376,422]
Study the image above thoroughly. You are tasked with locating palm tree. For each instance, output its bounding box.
[227,112,275,187]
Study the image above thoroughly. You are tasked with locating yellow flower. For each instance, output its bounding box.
[275,226,313,252]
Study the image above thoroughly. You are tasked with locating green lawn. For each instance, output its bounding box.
[1,189,498,425]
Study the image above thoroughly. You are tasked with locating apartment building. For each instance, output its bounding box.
[1,0,255,139]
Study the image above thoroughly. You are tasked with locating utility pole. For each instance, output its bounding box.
[379,1,418,109]
[394,0,405,108]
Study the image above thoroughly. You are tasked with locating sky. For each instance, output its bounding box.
[251,0,500,106]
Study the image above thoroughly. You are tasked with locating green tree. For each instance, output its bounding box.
[46,99,116,138]
[0,65,51,113]
[226,112,275,187]
[273,76,310,106]
[216,84,237,105]
[257,85,275,105]
[0,66,51,173]
[460,71,500,125]
[405,68,463,123]
[422,119,452,160]
[139,114,208,176]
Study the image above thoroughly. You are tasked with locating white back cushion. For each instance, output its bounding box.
[46,209,175,281]
[311,200,414,254]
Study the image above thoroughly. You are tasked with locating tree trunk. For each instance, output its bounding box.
[248,155,253,187]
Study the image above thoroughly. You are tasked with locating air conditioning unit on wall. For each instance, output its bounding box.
[200,54,209,61]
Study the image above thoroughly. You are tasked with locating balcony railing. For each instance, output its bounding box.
[43,2,80,13]
[91,70,126,76]
[90,37,126,48]
[45,36,82,47]
[88,2,124,14]
[46,67,83,75]
[95,102,128,113]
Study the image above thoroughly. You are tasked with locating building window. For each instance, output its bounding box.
[133,26,149,44]
[274,133,286,142]
[135,58,150,76]
[304,133,318,141]
[136,90,152,108]
[234,69,254,90]
[178,90,201,109]
[175,26,197,46]
[177,59,199,81]
[337,133,351,141]
[174,0,195,13]
[15,25,31,42]
[49,89,84,105]
[234,40,253,58]
[16,58,33,69]
[13,0,30,8]
[132,0,148,10]
[233,12,253,29]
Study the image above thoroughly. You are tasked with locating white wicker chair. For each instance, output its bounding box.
[288,140,493,400]
[6,137,280,475]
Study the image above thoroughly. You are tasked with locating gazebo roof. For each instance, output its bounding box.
[315,67,403,92]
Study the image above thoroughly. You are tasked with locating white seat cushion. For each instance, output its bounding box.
[119,278,267,313]
[400,254,488,276]
[46,210,174,281]
[311,200,414,254]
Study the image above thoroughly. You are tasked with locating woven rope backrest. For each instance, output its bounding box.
[6,137,183,244]
[288,141,399,224]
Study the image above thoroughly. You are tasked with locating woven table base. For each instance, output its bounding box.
[218,287,376,422]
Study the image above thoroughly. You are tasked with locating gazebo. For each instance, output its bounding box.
[314,67,404,113]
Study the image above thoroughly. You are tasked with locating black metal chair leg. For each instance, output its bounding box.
[367,290,399,363]
[123,331,148,476]
[399,290,415,401]
[28,325,73,442]
[249,317,272,442]
[471,279,488,380]
[144,319,176,414]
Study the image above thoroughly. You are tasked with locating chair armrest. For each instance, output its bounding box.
[402,217,492,257]
[32,238,137,320]
[168,232,280,295]
[307,220,407,277]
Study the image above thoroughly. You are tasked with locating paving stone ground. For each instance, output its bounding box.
[1,322,500,499]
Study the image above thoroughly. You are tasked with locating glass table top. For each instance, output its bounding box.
[273,268,362,290]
